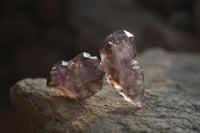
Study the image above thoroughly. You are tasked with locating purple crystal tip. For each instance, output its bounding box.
[47,52,105,100]
[100,30,144,107]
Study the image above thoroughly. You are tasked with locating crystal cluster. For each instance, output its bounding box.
[100,30,144,107]
[47,52,105,100]
[47,30,144,106]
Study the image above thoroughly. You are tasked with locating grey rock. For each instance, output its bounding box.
[10,48,200,133]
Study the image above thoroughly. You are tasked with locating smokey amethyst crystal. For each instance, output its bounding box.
[47,52,105,100]
[100,30,144,107]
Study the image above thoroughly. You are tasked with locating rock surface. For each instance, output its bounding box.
[10,48,200,133]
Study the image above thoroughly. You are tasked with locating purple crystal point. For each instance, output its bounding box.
[47,52,105,100]
[100,30,144,107]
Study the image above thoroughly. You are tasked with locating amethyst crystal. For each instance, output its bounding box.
[47,52,105,100]
[100,30,144,107]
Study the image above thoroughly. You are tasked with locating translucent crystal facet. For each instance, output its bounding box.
[100,30,144,107]
[47,52,105,100]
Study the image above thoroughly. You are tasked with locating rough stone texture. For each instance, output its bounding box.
[10,48,200,133]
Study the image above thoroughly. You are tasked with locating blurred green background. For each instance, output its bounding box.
[0,0,200,132]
